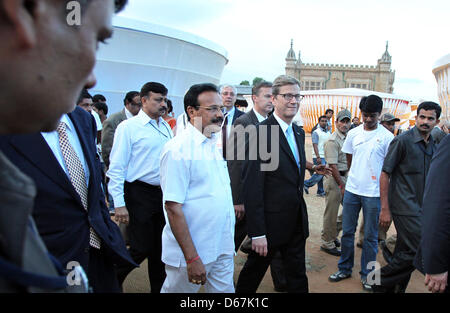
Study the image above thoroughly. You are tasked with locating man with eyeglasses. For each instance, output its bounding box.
[220,84,244,159]
[107,82,173,293]
[160,83,235,292]
[235,75,329,293]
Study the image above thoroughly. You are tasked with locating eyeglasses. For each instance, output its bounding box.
[278,93,304,101]
[198,105,225,113]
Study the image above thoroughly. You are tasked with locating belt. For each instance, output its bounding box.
[339,171,348,176]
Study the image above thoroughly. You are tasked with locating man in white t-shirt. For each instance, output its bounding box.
[328,95,394,291]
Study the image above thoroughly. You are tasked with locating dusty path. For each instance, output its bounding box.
[122,134,428,293]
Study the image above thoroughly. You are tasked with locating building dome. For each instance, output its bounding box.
[286,39,296,60]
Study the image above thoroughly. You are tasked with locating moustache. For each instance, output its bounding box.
[420,124,430,128]
[211,117,224,124]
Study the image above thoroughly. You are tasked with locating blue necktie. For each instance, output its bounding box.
[286,126,300,168]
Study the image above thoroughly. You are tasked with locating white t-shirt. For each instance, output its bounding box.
[342,124,394,197]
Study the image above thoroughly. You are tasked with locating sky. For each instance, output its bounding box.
[117,0,450,103]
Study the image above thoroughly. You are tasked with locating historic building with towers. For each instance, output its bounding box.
[285,40,395,93]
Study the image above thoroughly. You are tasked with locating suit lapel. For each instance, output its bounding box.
[248,110,259,125]
[9,133,82,203]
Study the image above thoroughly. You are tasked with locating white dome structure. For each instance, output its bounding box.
[91,16,228,117]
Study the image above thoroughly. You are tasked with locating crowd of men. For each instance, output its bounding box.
[0,0,448,295]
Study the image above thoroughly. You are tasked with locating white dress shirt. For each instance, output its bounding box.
[124,107,134,120]
[225,106,236,138]
[107,109,173,208]
[253,108,267,123]
[160,123,235,267]
[41,114,90,186]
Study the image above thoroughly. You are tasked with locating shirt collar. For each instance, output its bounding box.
[226,106,235,119]
[335,129,346,140]
[124,107,134,119]
[137,109,163,126]
[60,114,74,133]
[253,108,266,123]
[412,126,434,145]
[186,122,219,146]
[273,112,291,134]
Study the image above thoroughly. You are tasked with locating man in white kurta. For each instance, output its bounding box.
[160,83,235,293]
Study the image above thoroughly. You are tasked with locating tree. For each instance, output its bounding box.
[240,80,250,86]
[252,77,264,86]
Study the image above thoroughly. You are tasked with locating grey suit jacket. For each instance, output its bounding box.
[101,109,127,168]
[0,152,64,292]
[227,110,260,205]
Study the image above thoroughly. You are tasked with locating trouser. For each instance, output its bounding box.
[235,231,308,293]
[116,181,166,293]
[87,247,121,293]
[235,218,287,290]
[161,254,234,293]
[375,214,422,293]
[338,191,380,279]
[322,175,346,248]
[358,217,389,243]
[304,158,325,194]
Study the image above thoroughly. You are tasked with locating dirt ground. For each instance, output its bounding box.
[122,134,428,293]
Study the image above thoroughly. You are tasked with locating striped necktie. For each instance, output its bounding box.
[56,122,101,249]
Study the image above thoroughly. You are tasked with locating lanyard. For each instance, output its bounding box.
[149,120,172,139]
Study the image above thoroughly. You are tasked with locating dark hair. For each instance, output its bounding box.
[184,83,219,121]
[123,91,140,106]
[93,102,108,115]
[77,88,92,105]
[360,95,383,113]
[167,99,173,114]
[252,81,273,96]
[140,82,168,98]
[318,115,328,122]
[325,109,334,115]
[114,0,128,12]
[93,94,106,102]
[417,101,441,119]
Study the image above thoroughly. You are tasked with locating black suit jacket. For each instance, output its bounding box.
[227,110,260,204]
[242,114,309,248]
[231,107,245,124]
[415,134,450,275]
[0,107,136,272]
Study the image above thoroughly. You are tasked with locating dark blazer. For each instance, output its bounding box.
[415,134,450,276]
[101,108,127,168]
[228,109,260,204]
[231,107,245,124]
[0,107,136,273]
[242,114,309,248]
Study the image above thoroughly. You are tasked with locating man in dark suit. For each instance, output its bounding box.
[101,91,141,169]
[220,84,244,159]
[235,75,329,293]
[0,106,136,293]
[227,81,287,291]
[415,134,449,293]
[0,0,128,292]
